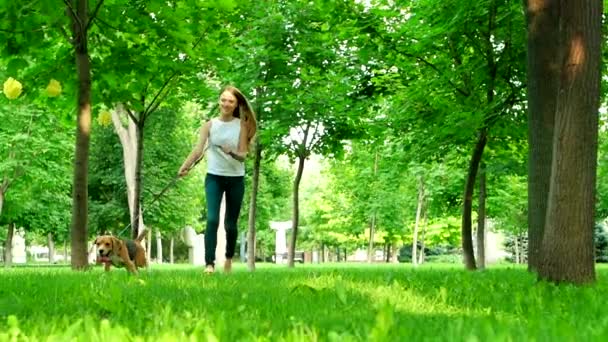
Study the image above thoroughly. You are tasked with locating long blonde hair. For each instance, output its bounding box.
[222,86,257,144]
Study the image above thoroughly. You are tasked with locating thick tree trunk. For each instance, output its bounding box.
[412,177,424,266]
[287,154,305,268]
[462,129,487,270]
[476,165,486,269]
[4,223,14,268]
[69,0,92,270]
[247,141,262,271]
[47,233,55,264]
[525,0,560,272]
[538,0,601,284]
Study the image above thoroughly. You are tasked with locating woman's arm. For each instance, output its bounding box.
[178,120,211,176]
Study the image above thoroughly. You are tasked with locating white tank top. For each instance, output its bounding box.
[206,117,245,177]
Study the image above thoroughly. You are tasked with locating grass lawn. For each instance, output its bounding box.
[1,262,608,341]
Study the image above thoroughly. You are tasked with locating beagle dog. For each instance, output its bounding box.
[94,229,148,274]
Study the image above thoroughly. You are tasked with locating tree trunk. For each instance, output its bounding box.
[367,215,376,263]
[462,129,487,270]
[321,244,325,263]
[391,243,399,263]
[64,241,68,264]
[169,237,174,264]
[461,0,497,271]
[367,151,379,263]
[155,230,162,264]
[47,233,56,264]
[384,243,388,262]
[538,0,601,284]
[287,154,305,268]
[0,180,6,217]
[524,0,560,273]
[146,229,152,260]
[111,107,146,238]
[412,177,424,266]
[476,164,486,269]
[69,0,92,270]
[132,121,145,239]
[247,141,262,271]
[418,212,427,265]
[4,223,14,268]
[514,235,520,264]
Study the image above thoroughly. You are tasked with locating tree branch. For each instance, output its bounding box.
[143,71,179,117]
[86,0,105,31]
[92,16,123,32]
[402,52,470,97]
[62,0,84,33]
[124,106,139,125]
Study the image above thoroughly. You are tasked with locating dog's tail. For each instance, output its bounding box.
[136,229,148,242]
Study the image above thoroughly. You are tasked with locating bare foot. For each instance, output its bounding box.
[223,259,232,273]
[204,265,214,274]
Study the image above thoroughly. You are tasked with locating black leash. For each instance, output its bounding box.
[116,150,206,238]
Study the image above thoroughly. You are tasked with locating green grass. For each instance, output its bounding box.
[1,263,608,341]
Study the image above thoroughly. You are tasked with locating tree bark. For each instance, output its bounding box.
[287,154,305,268]
[412,177,424,266]
[462,129,487,270]
[524,0,560,272]
[48,233,56,264]
[247,140,262,271]
[4,223,14,268]
[476,164,486,269]
[69,0,92,270]
[538,0,601,284]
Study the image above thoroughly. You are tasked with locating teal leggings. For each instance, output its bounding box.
[204,173,245,266]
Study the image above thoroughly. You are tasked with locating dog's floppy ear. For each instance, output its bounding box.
[111,237,122,252]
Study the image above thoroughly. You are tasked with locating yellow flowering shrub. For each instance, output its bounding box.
[3,77,23,100]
